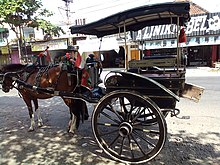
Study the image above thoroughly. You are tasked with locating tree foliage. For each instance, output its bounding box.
[0,0,65,40]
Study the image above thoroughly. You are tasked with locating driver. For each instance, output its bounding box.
[65,46,92,89]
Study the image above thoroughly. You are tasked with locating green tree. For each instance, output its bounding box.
[0,0,65,56]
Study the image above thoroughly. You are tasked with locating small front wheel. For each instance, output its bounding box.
[92,90,167,164]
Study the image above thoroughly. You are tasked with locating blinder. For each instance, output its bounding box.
[2,72,18,93]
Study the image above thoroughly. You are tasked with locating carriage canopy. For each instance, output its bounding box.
[69,2,190,38]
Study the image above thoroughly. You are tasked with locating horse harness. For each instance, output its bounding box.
[17,64,60,90]
[34,63,78,89]
[34,65,52,87]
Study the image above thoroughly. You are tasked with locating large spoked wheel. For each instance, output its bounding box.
[92,90,167,164]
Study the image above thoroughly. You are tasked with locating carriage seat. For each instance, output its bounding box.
[143,55,177,60]
[129,55,177,69]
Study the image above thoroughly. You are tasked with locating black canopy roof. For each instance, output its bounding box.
[70,2,190,38]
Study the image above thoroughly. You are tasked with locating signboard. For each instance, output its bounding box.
[186,13,220,36]
[132,12,220,41]
[1,46,9,54]
[31,38,68,51]
[143,35,220,49]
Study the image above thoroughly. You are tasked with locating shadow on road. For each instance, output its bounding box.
[0,96,219,164]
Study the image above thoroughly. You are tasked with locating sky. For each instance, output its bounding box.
[42,0,220,26]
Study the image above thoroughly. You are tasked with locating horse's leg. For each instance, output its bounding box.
[23,97,35,131]
[63,99,77,134]
[82,100,89,120]
[69,100,88,133]
[33,99,43,127]
[69,106,77,134]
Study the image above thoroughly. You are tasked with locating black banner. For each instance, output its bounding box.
[132,12,220,41]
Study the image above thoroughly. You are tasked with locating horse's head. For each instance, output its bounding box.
[2,72,18,93]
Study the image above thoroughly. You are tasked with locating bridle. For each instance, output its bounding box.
[2,72,19,92]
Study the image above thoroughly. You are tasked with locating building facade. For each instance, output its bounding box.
[130,12,220,67]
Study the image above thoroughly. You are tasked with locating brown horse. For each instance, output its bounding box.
[1,63,88,133]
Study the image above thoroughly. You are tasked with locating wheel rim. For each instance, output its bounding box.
[92,90,167,164]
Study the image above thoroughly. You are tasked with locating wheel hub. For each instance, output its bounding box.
[119,122,133,137]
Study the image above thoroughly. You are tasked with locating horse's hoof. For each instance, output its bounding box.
[38,122,43,127]
[68,129,75,135]
[69,131,75,135]
[28,128,34,132]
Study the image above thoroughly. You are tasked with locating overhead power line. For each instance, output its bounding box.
[73,0,151,15]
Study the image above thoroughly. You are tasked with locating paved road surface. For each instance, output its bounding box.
[0,67,219,165]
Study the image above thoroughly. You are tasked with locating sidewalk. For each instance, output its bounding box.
[185,67,220,77]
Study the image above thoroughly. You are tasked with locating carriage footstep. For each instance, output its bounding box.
[81,86,105,100]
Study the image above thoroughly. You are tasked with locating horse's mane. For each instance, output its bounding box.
[1,63,28,73]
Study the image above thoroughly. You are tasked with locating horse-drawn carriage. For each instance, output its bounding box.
[0,2,204,164]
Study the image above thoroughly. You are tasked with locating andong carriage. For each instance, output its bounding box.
[0,2,204,164]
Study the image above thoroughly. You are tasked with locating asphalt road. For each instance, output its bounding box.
[0,68,219,165]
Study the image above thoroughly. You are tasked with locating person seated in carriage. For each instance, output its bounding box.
[63,45,93,90]
[63,46,104,98]
[86,53,103,85]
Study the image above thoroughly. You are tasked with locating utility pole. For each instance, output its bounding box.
[59,0,74,45]
[62,0,73,25]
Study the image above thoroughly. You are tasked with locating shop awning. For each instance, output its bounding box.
[70,2,190,38]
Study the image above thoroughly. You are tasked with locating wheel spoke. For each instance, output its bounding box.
[138,112,155,118]
[133,118,158,126]
[128,102,136,121]
[128,135,135,159]
[100,111,121,124]
[97,122,119,127]
[106,102,124,122]
[119,96,133,114]
[119,96,140,122]
[119,137,125,156]
[130,134,146,156]
[134,127,160,135]
[99,129,119,137]
[133,130,156,148]
[109,134,120,148]
[119,97,127,113]
[132,107,148,122]
[134,106,142,116]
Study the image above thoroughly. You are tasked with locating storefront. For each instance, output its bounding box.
[30,38,69,63]
[130,12,220,67]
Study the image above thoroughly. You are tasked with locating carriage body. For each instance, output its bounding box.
[69,2,204,164]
